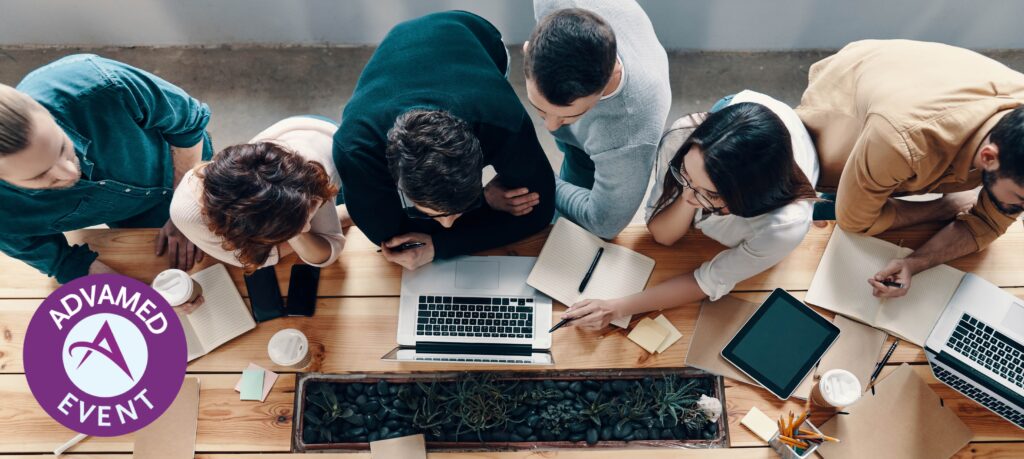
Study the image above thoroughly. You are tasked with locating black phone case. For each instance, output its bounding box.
[244,266,286,322]
[287,264,320,317]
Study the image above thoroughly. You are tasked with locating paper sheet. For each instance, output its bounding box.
[815,315,889,387]
[654,314,684,353]
[185,264,257,357]
[133,377,200,459]
[234,363,279,402]
[685,296,760,386]
[370,434,427,459]
[740,406,779,443]
[627,317,669,353]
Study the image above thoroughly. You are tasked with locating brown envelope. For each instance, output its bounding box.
[370,434,427,459]
[684,296,760,387]
[133,377,200,459]
[815,315,889,387]
[818,364,972,459]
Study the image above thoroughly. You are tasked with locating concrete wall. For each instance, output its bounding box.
[1,0,1022,50]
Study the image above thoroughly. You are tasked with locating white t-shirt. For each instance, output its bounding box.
[170,117,345,268]
[645,90,820,300]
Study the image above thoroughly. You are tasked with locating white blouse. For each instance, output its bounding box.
[645,90,820,300]
[170,117,345,268]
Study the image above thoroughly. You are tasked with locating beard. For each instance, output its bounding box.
[982,170,1024,214]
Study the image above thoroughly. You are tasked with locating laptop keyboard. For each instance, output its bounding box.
[416,295,535,339]
[932,364,1024,429]
[947,314,1024,389]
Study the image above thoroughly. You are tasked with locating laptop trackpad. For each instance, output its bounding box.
[455,260,500,290]
[1002,302,1024,335]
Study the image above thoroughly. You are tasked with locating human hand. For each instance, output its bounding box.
[381,233,435,270]
[484,176,540,216]
[180,295,205,314]
[868,258,913,299]
[87,259,118,276]
[562,298,625,331]
[156,219,205,271]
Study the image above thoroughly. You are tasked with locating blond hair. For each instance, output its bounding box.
[0,84,38,156]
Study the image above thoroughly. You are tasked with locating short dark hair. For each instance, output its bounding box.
[988,106,1024,184]
[654,103,818,218]
[525,8,617,106]
[198,142,338,272]
[386,109,483,214]
[0,84,38,157]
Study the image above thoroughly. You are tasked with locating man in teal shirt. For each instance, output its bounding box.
[0,54,212,283]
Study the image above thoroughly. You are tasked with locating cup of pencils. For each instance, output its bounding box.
[768,410,839,459]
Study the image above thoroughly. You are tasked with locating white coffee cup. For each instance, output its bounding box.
[152,269,202,307]
[268,328,311,369]
[811,368,862,408]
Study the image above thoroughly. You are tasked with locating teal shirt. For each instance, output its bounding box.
[1,54,212,283]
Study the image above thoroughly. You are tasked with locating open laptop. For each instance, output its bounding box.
[382,256,554,365]
[925,273,1024,429]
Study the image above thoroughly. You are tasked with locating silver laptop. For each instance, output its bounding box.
[925,273,1024,429]
[383,256,553,365]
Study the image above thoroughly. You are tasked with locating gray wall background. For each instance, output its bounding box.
[1,0,1021,50]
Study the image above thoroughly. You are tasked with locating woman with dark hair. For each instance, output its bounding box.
[560,91,820,330]
[170,116,348,272]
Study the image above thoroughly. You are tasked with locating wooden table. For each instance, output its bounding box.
[1,223,1021,458]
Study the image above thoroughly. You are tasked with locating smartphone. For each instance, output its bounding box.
[287,264,320,317]
[244,266,286,322]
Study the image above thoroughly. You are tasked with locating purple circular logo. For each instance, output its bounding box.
[24,274,187,436]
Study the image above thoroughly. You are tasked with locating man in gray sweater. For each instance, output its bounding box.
[487,0,670,238]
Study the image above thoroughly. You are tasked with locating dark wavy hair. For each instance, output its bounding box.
[386,109,483,214]
[198,142,338,272]
[653,103,817,218]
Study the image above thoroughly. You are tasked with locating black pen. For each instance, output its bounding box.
[578,247,604,293]
[376,241,426,253]
[548,317,574,333]
[881,279,905,289]
[868,339,900,391]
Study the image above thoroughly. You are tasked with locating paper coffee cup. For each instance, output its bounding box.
[811,369,862,408]
[268,328,311,369]
[152,269,203,307]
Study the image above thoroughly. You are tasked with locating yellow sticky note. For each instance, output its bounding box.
[653,314,683,353]
[740,406,778,442]
[627,317,670,353]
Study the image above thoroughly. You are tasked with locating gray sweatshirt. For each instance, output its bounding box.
[534,0,672,238]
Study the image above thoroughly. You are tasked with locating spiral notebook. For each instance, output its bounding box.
[527,218,655,328]
[175,264,257,361]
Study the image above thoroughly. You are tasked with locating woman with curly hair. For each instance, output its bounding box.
[170,116,348,273]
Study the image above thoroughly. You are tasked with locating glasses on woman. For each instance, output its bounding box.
[399,190,483,219]
[669,152,725,214]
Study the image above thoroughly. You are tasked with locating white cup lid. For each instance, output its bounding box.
[819,368,862,406]
[151,269,193,306]
[268,329,308,365]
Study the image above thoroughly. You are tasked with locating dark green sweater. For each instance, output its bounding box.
[333,11,554,258]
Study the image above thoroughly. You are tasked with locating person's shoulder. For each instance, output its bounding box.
[169,169,206,227]
[17,54,118,101]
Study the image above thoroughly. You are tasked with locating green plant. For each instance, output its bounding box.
[537,399,576,435]
[442,374,521,438]
[409,380,452,437]
[305,384,355,443]
[650,375,702,426]
[579,391,611,427]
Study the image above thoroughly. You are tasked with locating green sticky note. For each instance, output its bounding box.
[239,369,264,401]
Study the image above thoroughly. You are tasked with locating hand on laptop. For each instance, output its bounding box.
[381,233,435,270]
[484,175,540,216]
[869,258,913,299]
[563,298,625,331]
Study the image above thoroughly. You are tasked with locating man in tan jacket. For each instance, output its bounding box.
[797,40,1024,299]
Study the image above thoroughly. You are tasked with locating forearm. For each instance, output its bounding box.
[886,197,958,230]
[903,220,979,275]
[615,272,707,318]
[647,198,697,246]
[286,232,333,265]
[171,138,205,187]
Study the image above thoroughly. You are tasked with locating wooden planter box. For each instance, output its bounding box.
[292,368,729,452]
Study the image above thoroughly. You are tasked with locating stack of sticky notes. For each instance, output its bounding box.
[740,406,779,442]
[235,363,279,402]
[626,314,684,354]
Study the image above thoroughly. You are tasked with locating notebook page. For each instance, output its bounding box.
[187,264,257,352]
[526,218,604,306]
[876,264,964,345]
[578,245,655,328]
[805,229,911,326]
[175,308,206,361]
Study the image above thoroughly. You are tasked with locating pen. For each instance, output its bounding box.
[548,317,574,333]
[578,247,604,293]
[868,339,900,392]
[376,241,426,253]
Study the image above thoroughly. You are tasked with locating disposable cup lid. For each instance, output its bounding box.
[268,328,308,365]
[151,269,193,306]
[819,368,862,406]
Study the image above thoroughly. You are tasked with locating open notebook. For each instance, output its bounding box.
[527,218,655,328]
[176,264,257,361]
[805,228,965,346]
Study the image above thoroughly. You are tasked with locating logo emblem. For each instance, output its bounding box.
[24,274,187,436]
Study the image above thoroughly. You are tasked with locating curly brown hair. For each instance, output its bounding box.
[197,142,338,272]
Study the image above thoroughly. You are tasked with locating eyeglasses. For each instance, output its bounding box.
[399,190,483,220]
[669,152,724,214]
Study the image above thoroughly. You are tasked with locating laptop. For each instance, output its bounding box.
[382,256,554,365]
[925,273,1024,429]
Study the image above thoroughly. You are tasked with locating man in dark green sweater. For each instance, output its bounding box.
[334,11,555,270]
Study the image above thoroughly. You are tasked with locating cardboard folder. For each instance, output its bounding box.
[133,377,200,459]
[818,364,972,459]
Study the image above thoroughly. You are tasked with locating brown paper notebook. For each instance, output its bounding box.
[370,434,427,459]
[818,364,972,459]
[133,377,200,459]
[816,315,889,387]
[178,264,257,361]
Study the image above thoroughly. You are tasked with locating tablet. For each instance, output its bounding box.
[721,288,840,399]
